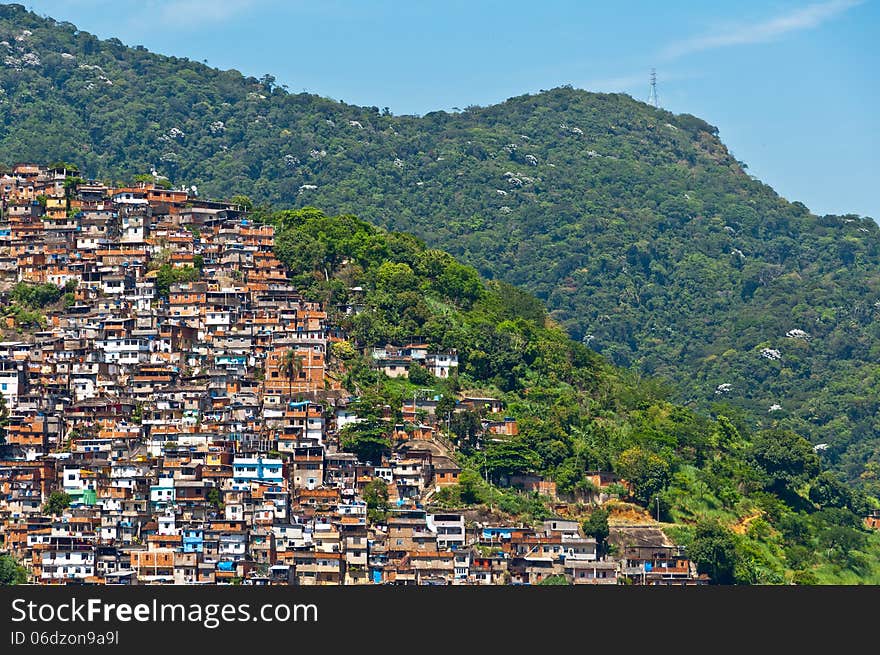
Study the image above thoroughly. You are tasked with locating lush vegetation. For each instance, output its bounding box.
[2,5,880,582]
[363,478,390,523]
[42,490,71,515]
[267,207,880,583]
[1,280,76,329]
[0,554,28,585]
[153,264,200,298]
[537,574,570,585]
[582,507,610,557]
[2,6,878,492]
[9,280,72,307]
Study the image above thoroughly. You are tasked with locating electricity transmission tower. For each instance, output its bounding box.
[648,68,660,109]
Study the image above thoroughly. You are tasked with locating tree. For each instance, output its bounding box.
[749,429,820,493]
[230,194,253,212]
[62,175,84,197]
[330,340,357,361]
[449,408,482,451]
[340,420,391,465]
[10,281,64,307]
[207,487,223,512]
[615,447,671,504]
[791,570,819,585]
[50,161,79,173]
[44,491,72,515]
[0,555,28,585]
[483,439,540,483]
[407,363,434,386]
[435,394,456,422]
[363,478,389,510]
[686,519,739,585]
[604,483,628,500]
[819,524,868,568]
[133,173,170,188]
[712,415,743,451]
[809,471,855,510]
[435,261,482,307]
[486,281,547,324]
[348,392,388,422]
[457,469,484,504]
[281,348,305,398]
[154,264,199,298]
[570,425,599,473]
[582,507,610,556]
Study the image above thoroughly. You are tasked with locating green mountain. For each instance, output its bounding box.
[264,206,880,584]
[2,4,879,494]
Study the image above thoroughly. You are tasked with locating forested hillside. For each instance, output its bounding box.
[1,4,879,491]
[265,207,880,585]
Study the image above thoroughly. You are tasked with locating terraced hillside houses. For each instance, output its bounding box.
[0,163,706,585]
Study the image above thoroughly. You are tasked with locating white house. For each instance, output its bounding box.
[0,358,26,408]
[425,351,458,378]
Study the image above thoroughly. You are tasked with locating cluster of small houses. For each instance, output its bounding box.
[0,163,709,585]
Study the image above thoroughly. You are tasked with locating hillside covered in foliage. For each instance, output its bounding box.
[1,5,880,494]
[258,207,880,584]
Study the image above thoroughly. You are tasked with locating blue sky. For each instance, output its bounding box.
[19,0,879,219]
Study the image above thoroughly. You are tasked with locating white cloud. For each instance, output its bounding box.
[661,0,863,60]
[583,2,863,104]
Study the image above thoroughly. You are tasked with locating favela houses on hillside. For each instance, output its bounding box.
[0,163,707,585]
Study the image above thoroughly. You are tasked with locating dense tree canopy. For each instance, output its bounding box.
[0,555,27,585]
[749,429,821,494]
[616,447,672,504]
[271,208,880,583]
[2,5,879,490]
[43,491,71,515]
[582,508,610,555]
[684,520,740,585]
[339,420,392,465]
[3,5,880,583]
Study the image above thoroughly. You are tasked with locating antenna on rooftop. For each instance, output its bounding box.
[648,68,660,109]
